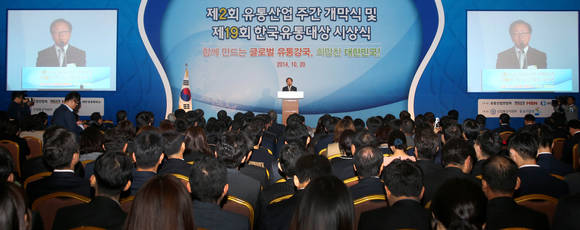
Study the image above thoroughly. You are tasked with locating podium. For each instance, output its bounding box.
[277,91,304,125]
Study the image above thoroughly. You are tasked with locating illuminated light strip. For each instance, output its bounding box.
[408,0,445,118]
[138,0,173,117]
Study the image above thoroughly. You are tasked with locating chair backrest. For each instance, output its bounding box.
[551,138,566,160]
[23,136,43,159]
[573,144,580,170]
[31,192,91,230]
[223,195,254,229]
[81,160,94,168]
[0,140,20,177]
[70,227,106,230]
[353,194,388,229]
[499,131,514,144]
[120,196,135,213]
[515,194,558,225]
[343,177,359,187]
[23,171,52,190]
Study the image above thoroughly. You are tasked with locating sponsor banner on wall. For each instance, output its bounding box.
[478,99,554,118]
[29,97,104,116]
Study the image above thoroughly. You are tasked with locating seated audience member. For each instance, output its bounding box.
[52,152,134,230]
[432,178,486,230]
[183,127,212,163]
[441,123,462,144]
[158,131,191,177]
[0,182,31,230]
[116,110,127,124]
[476,114,488,132]
[290,175,354,230]
[0,147,15,182]
[88,112,104,130]
[215,131,261,209]
[423,139,477,204]
[79,126,105,162]
[260,154,332,230]
[326,119,356,156]
[534,124,573,176]
[135,111,155,132]
[386,130,414,159]
[471,131,502,177]
[259,144,305,208]
[27,128,90,203]
[366,116,383,135]
[494,113,516,133]
[400,119,415,148]
[0,119,31,166]
[313,116,337,154]
[482,155,550,229]
[349,147,384,201]
[359,160,431,230]
[413,129,442,178]
[189,156,249,230]
[124,175,195,230]
[282,123,311,155]
[353,118,365,132]
[508,132,568,198]
[19,112,48,143]
[462,119,480,145]
[552,193,580,230]
[128,130,164,196]
[331,130,356,181]
[524,114,536,126]
[561,119,580,165]
[103,127,134,154]
[239,117,271,187]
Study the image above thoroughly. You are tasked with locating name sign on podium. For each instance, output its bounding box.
[277,91,304,125]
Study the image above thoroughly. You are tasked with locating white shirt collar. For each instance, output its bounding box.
[537,152,551,156]
[515,46,529,54]
[55,44,69,53]
[53,169,74,173]
[519,164,540,169]
[63,103,74,112]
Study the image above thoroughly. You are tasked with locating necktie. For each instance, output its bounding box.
[519,49,526,69]
[57,48,64,67]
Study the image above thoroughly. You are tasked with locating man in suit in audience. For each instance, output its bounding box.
[52,91,84,136]
[423,139,478,204]
[27,128,90,203]
[414,129,442,178]
[349,147,385,201]
[358,160,431,230]
[472,131,502,177]
[52,152,133,230]
[535,124,573,176]
[260,154,332,230]
[158,131,191,177]
[508,132,568,198]
[493,113,516,134]
[552,193,580,229]
[189,156,250,230]
[241,116,274,187]
[128,130,164,196]
[259,144,305,209]
[482,155,550,229]
[37,18,86,67]
[562,119,580,165]
[281,77,297,91]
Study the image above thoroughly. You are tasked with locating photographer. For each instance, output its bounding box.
[7,91,33,126]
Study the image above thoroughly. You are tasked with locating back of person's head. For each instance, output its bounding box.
[189,156,227,203]
[399,110,412,120]
[323,117,339,134]
[285,124,310,149]
[383,114,396,123]
[365,116,383,134]
[507,132,538,160]
[286,113,305,127]
[536,124,554,149]
[334,119,356,142]
[279,144,306,178]
[442,139,474,167]
[475,131,502,158]
[475,114,486,128]
[117,120,136,136]
[0,182,30,230]
[94,152,134,196]
[387,130,407,151]
[242,116,266,145]
[174,109,186,120]
[414,129,439,160]
[499,113,510,124]
[569,119,580,130]
[353,118,365,132]
[462,119,481,142]
[103,127,133,153]
[80,126,104,154]
[291,175,354,230]
[294,154,332,184]
[11,91,25,101]
[184,126,211,156]
[353,129,377,149]
[116,110,127,123]
[43,128,79,169]
[125,175,194,230]
[447,110,459,121]
[443,123,463,142]
[338,130,356,157]
[423,112,435,124]
[162,131,185,156]
[216,131,251,168]
[267,110,277,124]
[136,111,155,130]
[524,114,535,123]
[382,159,423,198]
[64,91,80,102]
[0,147,14,182]
[387,119,402,132]
[482,155,518,195]
[432,178,486,230]
[354,147,383,178]
[400,119,415,135]
[133,130,164,169]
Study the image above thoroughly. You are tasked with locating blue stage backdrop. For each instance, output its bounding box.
[0,0,579,129]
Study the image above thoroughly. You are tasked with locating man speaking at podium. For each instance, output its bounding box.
[496,20,547,69]
[36,18,86,67]
[282,77,297,91]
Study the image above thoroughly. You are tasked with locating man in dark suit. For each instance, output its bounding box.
[26,128,90,203]
[508,132,569,198]
[413,129,443,178]
[128,130,164,196]
[562,119,580,165]
[535,124,573,176]
[158,131,191,177]
[189,156,250,230]
[259,144,305,208]
[496,20,546,69]
[52,152,133,230]
[349,147,385,201]
[52,91,84,136]
[493,113,516,134]
[472,131,502,177]
[552,192,580,229]
[358,160,431,230]
[36,18,86,67]
[482,155,550,229]
[281,77,297,91]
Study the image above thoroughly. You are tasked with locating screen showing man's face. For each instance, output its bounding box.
[510,23,531,49]
[286,78,293,87]
[51,21,71,47]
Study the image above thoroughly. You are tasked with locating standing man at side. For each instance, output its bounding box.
[282,77,297,91]
[52,91,84,136]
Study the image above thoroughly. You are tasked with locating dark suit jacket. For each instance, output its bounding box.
[52,104,83,136]
[158,158,192,177]
[240,164,269,188]
[227,168,261,209]
[552,193,580,230]
[249,147,276,176]
[493,124,516,134]
[260,190,303,230]
[331,157,356,182]
[471,159,486,178]
[259,178,295,210]
[515,166,569,198]
[36,45,86,67]
[281,86,297,91]
[537,153,573,176]
[314,134,334,154]
[128,170,156,196]
[485,197,549,230]
[496,46,547,69]
[26,171,90,203]
[348,177,385,201]
[358,199,431,230]
[52,196,126,230]
[423,167,479,204]
[416,159,443,178]
[193,200,249,230]
[562,132,580,165]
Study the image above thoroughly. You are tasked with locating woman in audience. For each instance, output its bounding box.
[0,182,31,230]
[431,178,487,230]
[124,175,195,230]
[184,126,212,163]
[79,126,105,162]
